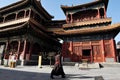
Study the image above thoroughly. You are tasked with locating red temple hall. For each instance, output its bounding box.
[0,0,120,65]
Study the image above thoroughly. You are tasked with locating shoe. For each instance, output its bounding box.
[50,76,54,79]
[62,75,65,78]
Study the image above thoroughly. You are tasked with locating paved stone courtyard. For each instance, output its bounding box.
[0,65,120,80]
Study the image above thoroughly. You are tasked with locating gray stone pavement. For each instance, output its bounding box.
[0,65,120,80]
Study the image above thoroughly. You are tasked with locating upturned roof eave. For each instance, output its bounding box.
[63,18,112,28]
[0,0,28,13]
[0,0,53,20]
[34,0,53,19]
[0,22,28,33]
[54,23,120,36]
[61,0,109,15]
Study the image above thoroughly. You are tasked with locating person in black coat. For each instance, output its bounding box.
[50,53,65,79]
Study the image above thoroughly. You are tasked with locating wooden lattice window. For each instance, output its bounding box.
[105,44,111,56]
[92,45,101,54]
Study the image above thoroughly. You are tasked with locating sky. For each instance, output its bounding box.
[0,0,120,43]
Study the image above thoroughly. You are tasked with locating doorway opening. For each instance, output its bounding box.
[82,49,91,62]
[82,49,91,56]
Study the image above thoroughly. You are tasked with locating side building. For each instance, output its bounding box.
[54,0,120,63]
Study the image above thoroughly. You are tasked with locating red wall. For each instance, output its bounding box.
[62,39,117,62]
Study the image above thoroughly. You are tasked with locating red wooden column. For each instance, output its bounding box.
[90,42,93,63]
[104,7,106,18]
[69,41,73,61]
[69,41,73,53]
[101,40,105,62]
[20,39,27,66]
[15,13,18,20]
[17,40,20,59]
[97,8,100,18]
[23,39,27,59]
[24,10,26,18]
[29,9,31,17]
[66,14,68,23]
[62,42,66,57]
[3,16,5,23]
[20,40,26,60]
[28,42,33,60]
[5,41,9,53]
[70,14,73,23]
[111,39,117,62]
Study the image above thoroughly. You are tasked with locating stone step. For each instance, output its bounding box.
[30,55,39,60]
[95,76,104,80]
[78,63,100,69]
[100,62,120,67]
[25,60,51,65]
[26,60,38,65]
[63,62,76,66]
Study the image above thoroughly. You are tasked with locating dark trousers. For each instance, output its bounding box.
[51,66,65,77]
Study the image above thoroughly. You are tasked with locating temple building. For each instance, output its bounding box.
[54,0,120,63]
[0,0,120,65]
[0,0,62,65]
